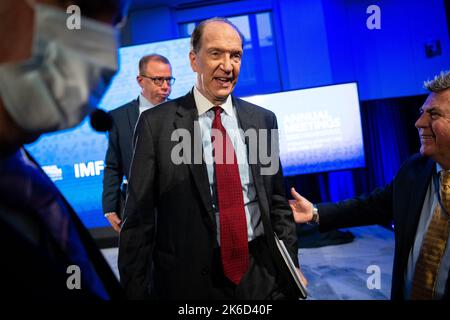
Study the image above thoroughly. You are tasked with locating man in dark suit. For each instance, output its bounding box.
[290,71,450,300]
[0,0,128,299]
[102,54,173,232]
[118,18,300,300]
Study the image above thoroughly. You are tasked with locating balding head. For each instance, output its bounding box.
[190,17,244,53]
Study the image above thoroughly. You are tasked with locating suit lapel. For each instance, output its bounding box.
[233,97,255,132]
[233,98,271,223]
[403,157,435,253]
[173,92,215,231]
[127,98,140,135]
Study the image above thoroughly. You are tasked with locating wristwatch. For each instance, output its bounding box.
[309,205,319,225]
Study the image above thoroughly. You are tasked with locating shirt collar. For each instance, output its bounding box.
[436,163,450,177]
[139,94,155,109]
[193,86,233,116]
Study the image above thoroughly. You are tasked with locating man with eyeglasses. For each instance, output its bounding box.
[102,54,174,232]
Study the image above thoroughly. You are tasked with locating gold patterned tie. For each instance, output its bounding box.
[410,170,450,299]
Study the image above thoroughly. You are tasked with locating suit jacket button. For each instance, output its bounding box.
[201,267,210,275]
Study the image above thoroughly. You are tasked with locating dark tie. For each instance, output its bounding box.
[411,170,450,299]
[211,106,249,285]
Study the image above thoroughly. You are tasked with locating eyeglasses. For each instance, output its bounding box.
[140,75,176,86]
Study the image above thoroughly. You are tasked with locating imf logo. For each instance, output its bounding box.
[74,161,104,178]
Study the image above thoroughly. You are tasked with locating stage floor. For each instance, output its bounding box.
[101,225,395,300]
[299,225,394,300]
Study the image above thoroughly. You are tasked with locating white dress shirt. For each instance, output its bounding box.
[193,86,264,245]
[138,94,155,114]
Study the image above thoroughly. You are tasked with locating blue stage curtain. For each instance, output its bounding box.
[361,99,410,189]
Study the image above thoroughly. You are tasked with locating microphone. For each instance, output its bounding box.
[90,109,112,132]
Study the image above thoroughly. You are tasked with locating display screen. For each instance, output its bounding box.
[243,83,365,176]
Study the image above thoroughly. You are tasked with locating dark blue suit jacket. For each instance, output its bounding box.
[318,154,449,299]
[118,91,300,299]
[0,150,123,299]
[102,99,139,215]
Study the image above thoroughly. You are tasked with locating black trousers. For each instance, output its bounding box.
[208,236,295,300]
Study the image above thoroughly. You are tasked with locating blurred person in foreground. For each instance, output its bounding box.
[290,71,450,300]
[0,0,128,299]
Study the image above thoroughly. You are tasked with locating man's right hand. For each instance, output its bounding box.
[105,212,122,232]
[289,187,314,224]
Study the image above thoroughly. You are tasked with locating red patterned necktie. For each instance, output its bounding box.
[211,106,249,285]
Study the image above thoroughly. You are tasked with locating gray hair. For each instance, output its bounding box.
[424,70,450,93]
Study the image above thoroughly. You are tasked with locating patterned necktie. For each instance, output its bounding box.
[211,106,249,285]
[411,170,450,299]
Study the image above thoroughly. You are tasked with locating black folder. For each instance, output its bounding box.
[274,233,308,299]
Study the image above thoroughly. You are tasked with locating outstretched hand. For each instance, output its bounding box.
[289,187,314,224]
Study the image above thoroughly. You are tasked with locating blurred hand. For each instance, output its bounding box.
[296,267,308,287]
[105,212,122,232]
[289,187,314,224]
